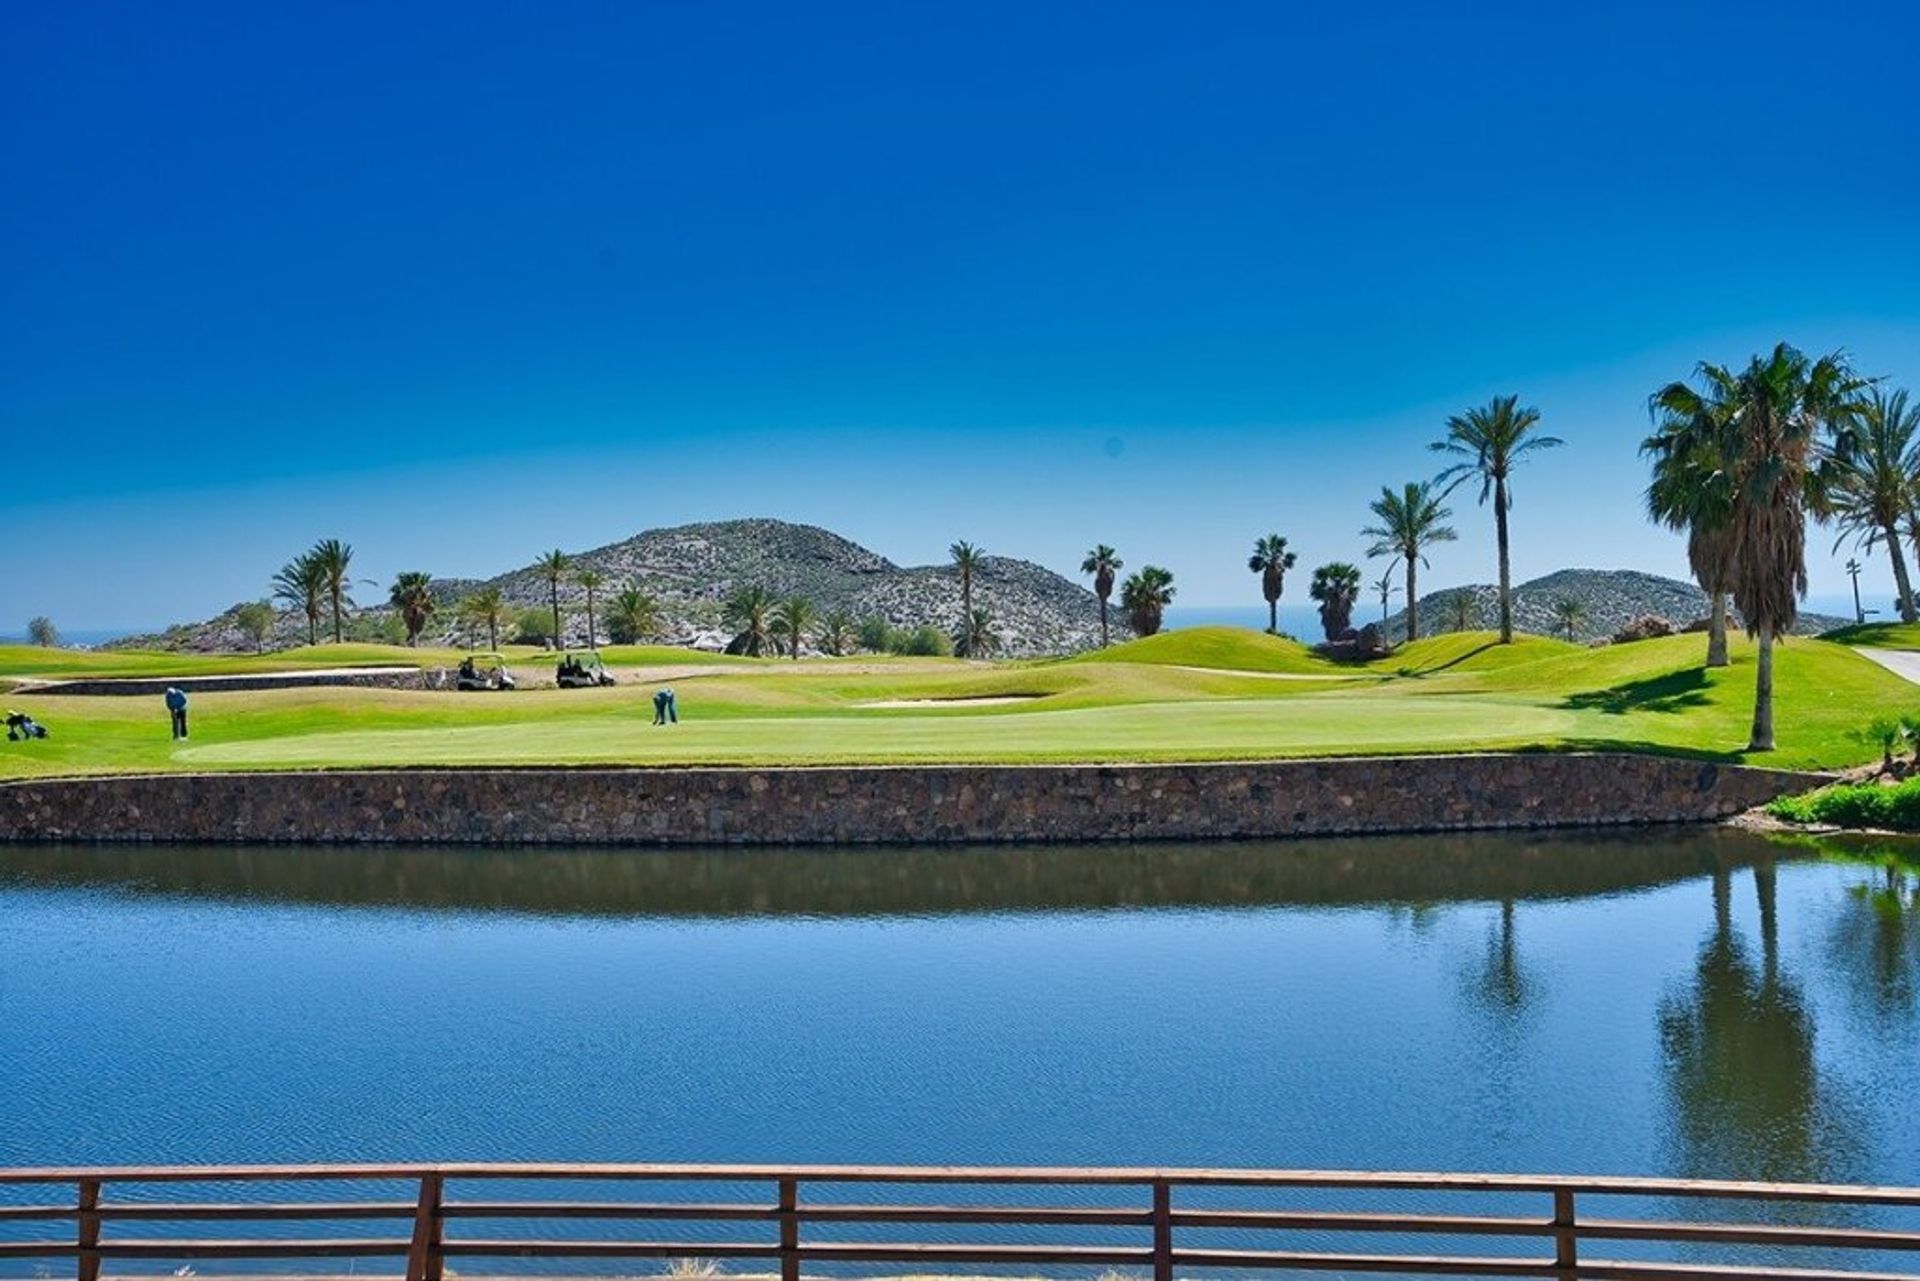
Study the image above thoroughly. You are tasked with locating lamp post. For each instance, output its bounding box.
[1847,558,1864,625]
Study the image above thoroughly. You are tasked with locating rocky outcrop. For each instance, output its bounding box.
[110,519,1120,658]
[1384,569,1848,643]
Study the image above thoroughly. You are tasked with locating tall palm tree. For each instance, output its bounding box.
[773,596,816,659]
[607,587,661,645]
[949,541,984,626]
[1431,395,1563,643]
[537,549,570,647]
[1362,482,1457,642]
[272,551,327,646]
[1642,419,1738,667]
[387,571,436,646]
[957,607,998,658]
[1308,562,1362,641]
[308,539,355,643]
[1552,597,1586,643]
[1080,544,1123,646]
[1828,388,1920,623]
[573,568,605,647]
[723,584,777,657]
[1120,566,1176,637]
[460,586,505,650]
[1649,344,1869,751]
[1247,535,1297,635]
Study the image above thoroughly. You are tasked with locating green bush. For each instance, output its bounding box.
[511,607,553,646]
[892,624,953,657]
[1768,778,1920,831]
[857,617,892,653]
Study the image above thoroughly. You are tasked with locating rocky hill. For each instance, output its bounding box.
[111,519,1118,658]
[1381,568,1848,643]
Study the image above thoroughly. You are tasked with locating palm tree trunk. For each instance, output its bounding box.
[1494,475,1513,643]
[1884,521,1918,623]
[550,582,561,648]
[1747,622,1775,752]
[1404,558,1419,642]
[1099,598,1109,647]
[488,616,498,651]
[1706,592,1729,668]
[587,592,598,647]
[1268,597,1278,634]
[330,589,342,643]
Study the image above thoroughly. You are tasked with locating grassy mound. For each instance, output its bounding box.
[1387,631,1580,675]
[1822,621,1920,650]
[1072,626,1341,674]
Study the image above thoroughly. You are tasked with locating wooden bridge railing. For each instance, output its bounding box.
[2,1163,1919,1281]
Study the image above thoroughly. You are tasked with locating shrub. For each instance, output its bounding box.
[1768,778,1920,831]
[512,606,553,646]
[26,616,57,648]
[857,617,892,653]
[893,624,953,657]
[1612,614,1675,644]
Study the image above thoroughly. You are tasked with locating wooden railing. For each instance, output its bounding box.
[2,1164,1919,1281]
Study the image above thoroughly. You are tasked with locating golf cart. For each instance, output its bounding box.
[556,649,615,689]
[455,652,516,692]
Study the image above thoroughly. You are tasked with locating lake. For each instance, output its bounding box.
[2,829,1918,1270]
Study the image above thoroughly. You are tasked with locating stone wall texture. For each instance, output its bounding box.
[0,755,1824,845]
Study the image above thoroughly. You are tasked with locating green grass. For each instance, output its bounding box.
[1067,626,1348,674]
[3,627,1913,778]
[1822,621,1920,650]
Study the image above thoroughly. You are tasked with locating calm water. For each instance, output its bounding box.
[3,830,1919,1270]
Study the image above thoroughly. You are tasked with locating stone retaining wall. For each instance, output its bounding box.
[0,755,1824,845]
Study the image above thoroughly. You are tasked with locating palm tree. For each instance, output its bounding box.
[1308,562,1362,640]
[1431,395,1562,644]
[537,549,570,647]
[1649,344,1870,751]
[1642,419,1738,668]
[387,571,436,646]
[573,568,605,647]
[607,587,661,645]
[957,607,998,658]
[459,586,506,650]
[722,584,777,657]
[1552,597,1586,643]
[817,610,858,657]
[1080,544,1123,646]
[1371,570,1398,624]
[1120,566,1176,637]
[1448,590,1479,633]
[1362,482,1457,642]
[1828,388,1920,623]
[1247,535,1298,634]
[308,539,355,643]
[949,541,984,626]
[773,596,816,659]
[272,552,327,646]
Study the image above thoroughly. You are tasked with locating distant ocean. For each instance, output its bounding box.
[1162,603,1326,638]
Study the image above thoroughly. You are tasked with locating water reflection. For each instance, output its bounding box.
[1657,860,1861,1187]
[0,827,1787,918]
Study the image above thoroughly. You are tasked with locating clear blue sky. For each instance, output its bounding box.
[5,1,1918,631]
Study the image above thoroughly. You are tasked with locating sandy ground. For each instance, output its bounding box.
[858,695,1040,708]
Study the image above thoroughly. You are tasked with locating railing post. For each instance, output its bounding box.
[1152,1179,1172,1281]
[75,1179,100,1281]
[779,1177,800,1281]
[406,1173,444,1281]
[1552,1188,1577,1281]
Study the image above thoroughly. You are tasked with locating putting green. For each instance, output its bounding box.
[178,695,1579,768]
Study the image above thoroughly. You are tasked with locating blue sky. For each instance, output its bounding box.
[4,1,1918,631]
